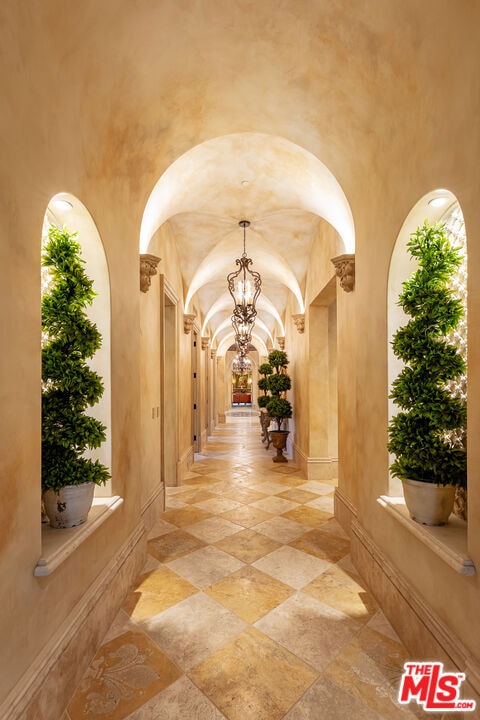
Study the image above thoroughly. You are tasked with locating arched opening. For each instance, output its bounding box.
[42,193,112,496]
[387,189,467,517]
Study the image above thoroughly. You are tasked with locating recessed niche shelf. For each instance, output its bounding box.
[378,495,475,576]
[34,496,123,577]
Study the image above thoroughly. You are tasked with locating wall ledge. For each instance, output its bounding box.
[35,496,124,576]
[378,495,475,576]
[350,519,480,698]
[3,521,145,720]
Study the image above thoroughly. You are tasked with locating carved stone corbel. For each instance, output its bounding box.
[276,337,285,350]
[292,314,305,334]
[183,313,196,334]
[331,253,355,292]
[139,254,161,292]
[210,349,217,360]
[201,337,210,350]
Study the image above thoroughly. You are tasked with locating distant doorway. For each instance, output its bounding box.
[231,368,252,406]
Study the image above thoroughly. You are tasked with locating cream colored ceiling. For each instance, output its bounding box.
[140,132,353,349]
[4,0,476,353]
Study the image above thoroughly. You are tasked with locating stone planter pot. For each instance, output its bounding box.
[402,478,456,526]
[259,410,272,449]
[43,482,95,529]
[269,430,290,463]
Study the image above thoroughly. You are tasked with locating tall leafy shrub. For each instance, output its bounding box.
[258,362,272,409]
[41,226,110,492]
[388,221,466,486]
[266,350,292,430]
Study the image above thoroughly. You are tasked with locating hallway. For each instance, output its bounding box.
[65,413,431,720]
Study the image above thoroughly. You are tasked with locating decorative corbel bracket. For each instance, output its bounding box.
[201,337,210,351]
[183,313,196,334]
[276,336,285,350]
[331,253,355,293]
[292,314,305,334]
[140,254,161,293]
[210,349,217,360]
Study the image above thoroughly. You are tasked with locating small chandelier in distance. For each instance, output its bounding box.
[227,220,262,327]
[233,354,251,374]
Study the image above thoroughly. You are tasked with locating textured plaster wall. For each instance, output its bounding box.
[1,0,480,710]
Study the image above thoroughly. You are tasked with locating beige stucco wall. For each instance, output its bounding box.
[1,0,480,714]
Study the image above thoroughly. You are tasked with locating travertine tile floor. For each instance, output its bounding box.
[66,411,440,720]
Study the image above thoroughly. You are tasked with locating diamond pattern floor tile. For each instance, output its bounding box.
[68,410,423,720]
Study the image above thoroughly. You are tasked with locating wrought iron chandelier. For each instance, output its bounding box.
[232,354,252,374]
[227,220,262,328]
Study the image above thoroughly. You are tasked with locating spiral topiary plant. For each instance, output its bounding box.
[388,220,466,487]
[41,226,110,493]
[266,349,292,430]
[258,362,272,409]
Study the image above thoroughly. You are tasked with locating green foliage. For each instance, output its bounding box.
[387,221,466,487]
[42,226,110,492]
[258,394,270,409]
[258,377,269,394]
[266,396,292,430]
[260,349,293,429]
[267,372,291,396]
[259,363,273,377]
[267,350,289,372]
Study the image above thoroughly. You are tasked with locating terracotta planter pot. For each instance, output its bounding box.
[42,483,95,528]
[402,478,456,526]
[269,430,289,463]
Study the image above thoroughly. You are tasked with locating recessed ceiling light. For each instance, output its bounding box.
[241,180,249,187]
[52,198,73,211]
[428,196,449,208]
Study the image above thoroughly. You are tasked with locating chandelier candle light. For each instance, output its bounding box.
[227,220,262,356]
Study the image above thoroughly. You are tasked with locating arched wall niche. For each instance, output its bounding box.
[43,193,112,495]
[387,188,467,498]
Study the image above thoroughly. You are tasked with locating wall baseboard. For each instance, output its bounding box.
[294,444,338,481]
[350,518,480,700]
[141,481,165,533]
[177,445,194,483]
[1,523,146,720]
[334,486,358,537]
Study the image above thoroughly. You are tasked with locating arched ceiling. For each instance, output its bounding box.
[4,1,476,355]
[141,132,353,351]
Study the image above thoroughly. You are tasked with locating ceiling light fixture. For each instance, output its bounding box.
[227,219,261,333]
[227,220,261,360]
[233,354,251,374]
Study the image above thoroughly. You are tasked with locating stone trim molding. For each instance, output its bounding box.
[292,314,305,333]
[140,254,161,292]
[201,336,210,350]
[351,518,480,697]
[2,523,146,720]
[183,313,196,334]
[331,253,355,292]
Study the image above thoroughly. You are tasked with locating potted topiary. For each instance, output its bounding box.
[41,225,110,528]
[388,220,467,525]
[266,350,292,462]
